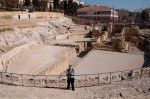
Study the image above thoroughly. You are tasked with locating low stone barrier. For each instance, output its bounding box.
[0,11,64,19]
[45,32,89,44]
[35,12,64,18]
[0,67,149,88]
[13,13,36,19]
[56,33,88,40]
[0,11,27,17]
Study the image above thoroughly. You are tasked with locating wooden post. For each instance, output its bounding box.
[85,75,87,88]
[1,72,3,83]
[110,73,111,84]
[121,71,123,82]
[59,76,60,88]
[33,75,35,87]
[98,74,99,85]
[21,75,23,86]
[140,69,143,79]
[149,69,150,77]
[45,76,48,87]
[11,73,13,85]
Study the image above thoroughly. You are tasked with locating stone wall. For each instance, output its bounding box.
[108,23,124,36]
[122,26,139,41]
[0,41,41,72]
[0,11,27,17]
[0,67,149,88]
[44,59,68,75]
[47,33,88,44]
[137,36,150,51]
[13,13,36,19]
[44,48,76,75]
[35,12,64,18]
[0,11,64,19]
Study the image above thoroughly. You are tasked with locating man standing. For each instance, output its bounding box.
[66,65,75,91]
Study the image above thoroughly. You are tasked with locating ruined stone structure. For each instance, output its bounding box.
[0,32,89,75]
[93,23,141,52]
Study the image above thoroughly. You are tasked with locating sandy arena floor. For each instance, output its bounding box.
[7,45,69,74]
[75,50,145,74]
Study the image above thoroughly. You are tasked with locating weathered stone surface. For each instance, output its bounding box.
[0,17,89,50]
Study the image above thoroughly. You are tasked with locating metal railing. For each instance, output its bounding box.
[0,67,150,88]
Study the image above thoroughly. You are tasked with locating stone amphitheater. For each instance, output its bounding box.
[0,12,150,99]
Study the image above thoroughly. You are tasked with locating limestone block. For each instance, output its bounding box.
[122,26,139,41]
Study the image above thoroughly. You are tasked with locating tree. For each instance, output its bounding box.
[134,12,141,21]
[54,0,59,9]
[33,0,40,10]
[141,9,149,21]
[0,0,17,8]
[24,0,30,6]
[117,9,134,22]
[65,0,81,15]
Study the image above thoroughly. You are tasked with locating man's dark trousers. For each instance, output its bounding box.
[67,78,74,90]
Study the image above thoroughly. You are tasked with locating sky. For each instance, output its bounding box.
[80,0,150,11]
